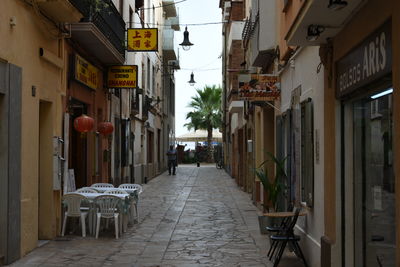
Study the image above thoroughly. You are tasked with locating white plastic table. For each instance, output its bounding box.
[89,187,137,194]
[77,192,130,199]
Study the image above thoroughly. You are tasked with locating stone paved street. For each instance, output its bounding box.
[10,165,304,267]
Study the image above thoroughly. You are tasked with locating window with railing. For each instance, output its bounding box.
[119,0,124,17]
[69,0,126,56]
[152,65,156,94]
[129,6,134,28]
[147,58,151,94]
[131,89,140,116]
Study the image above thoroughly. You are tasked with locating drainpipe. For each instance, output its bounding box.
[223,22,227,171]
[119,91,123,185]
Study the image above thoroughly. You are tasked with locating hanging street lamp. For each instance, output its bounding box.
[188,72,196,86]
[306,25,325,41]
[179,26,194,51]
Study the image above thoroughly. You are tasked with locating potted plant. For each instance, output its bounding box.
[255,152,287,234]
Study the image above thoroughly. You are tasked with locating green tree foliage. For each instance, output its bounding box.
[185,85,222,162]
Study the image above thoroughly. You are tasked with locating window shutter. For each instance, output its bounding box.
[286,109,293,202]
[301,99,314,207]
[276,116,284,161]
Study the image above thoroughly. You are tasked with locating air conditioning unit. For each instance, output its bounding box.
[168,60,180,70]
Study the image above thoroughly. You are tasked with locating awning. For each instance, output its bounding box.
[176,129,222,142]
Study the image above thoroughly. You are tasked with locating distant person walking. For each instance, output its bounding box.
[166,145,177,175]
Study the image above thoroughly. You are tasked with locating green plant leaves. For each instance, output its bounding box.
[254,152,287,212]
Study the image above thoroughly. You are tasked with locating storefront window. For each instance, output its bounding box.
[353,90,395,267]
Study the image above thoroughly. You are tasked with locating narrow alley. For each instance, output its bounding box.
[11,166,303,267]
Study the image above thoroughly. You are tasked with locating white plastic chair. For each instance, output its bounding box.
[91,183,113,189]
[118,184,142,222]
[104,188,128,194]
[62,193,88,237]
[76,187,99,193]
[94,195,121,239]
[119,183,143,194]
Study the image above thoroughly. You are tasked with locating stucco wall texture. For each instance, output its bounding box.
[0,0,71,257]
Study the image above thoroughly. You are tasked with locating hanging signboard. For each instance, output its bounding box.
[238,74,280,101]
[107,65,138,89]
[127,28,158,52]
[74,54,100,90]
[336,20,392,98]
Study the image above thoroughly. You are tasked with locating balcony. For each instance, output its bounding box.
[69,0,125,65]
[162,0,177,18]
[227,21,244,55]
[36,0,82,23]
[285,0,365,46]
[228,100,244,114]
[163,28,177,61]
[166,16,180,31]
[246,0,278,69]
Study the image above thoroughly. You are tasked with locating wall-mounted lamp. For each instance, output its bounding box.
[306,25,325,42]
[179,26,194,51]
[188,72,196,86]
[328,0,348,11]
[10,16,16,27]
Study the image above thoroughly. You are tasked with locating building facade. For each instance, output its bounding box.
[0,0,81,263]
[221,0,400,266]
[0,0,179,264]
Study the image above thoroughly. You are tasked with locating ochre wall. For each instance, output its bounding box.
[278,0,304,60]
[65,42,110,185]
[0,0,66,256]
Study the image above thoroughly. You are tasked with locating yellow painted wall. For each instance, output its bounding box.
[253,106,275,208]
[0,0,69,257]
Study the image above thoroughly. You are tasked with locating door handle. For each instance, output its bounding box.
[371,235,384,242]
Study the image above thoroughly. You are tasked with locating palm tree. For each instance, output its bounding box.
[185,85,222,162]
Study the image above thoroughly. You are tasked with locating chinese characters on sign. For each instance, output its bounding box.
[127,28,158,51]
[238,74,280,101]
[75,54,100,90]
[107,65,138,88]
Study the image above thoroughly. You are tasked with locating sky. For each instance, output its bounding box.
[173,0,222,139]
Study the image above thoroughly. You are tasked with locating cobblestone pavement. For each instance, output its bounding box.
[11,165,305,267]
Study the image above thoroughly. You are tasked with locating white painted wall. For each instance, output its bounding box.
[258,0,277,52]
[279,46,325,267]
[109,0,168,182]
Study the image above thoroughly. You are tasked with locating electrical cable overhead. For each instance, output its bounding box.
[126,21,225,28]
[180,67,220,72]
[138,0,188,10]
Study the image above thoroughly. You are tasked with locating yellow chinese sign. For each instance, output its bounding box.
[75,54,100,90]
[127,28,158,51]
[107,65,138,89]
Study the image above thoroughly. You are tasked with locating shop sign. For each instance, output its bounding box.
[238,74,280,101]
[127,28,158,52]
[336,21,392,98]
[107,65,138,89]
[75,55,100,90]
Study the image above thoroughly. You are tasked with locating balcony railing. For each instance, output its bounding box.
[69,0,126,56]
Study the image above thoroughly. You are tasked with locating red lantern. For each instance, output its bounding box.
[98,121,114,135]
[74,114,94,133]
